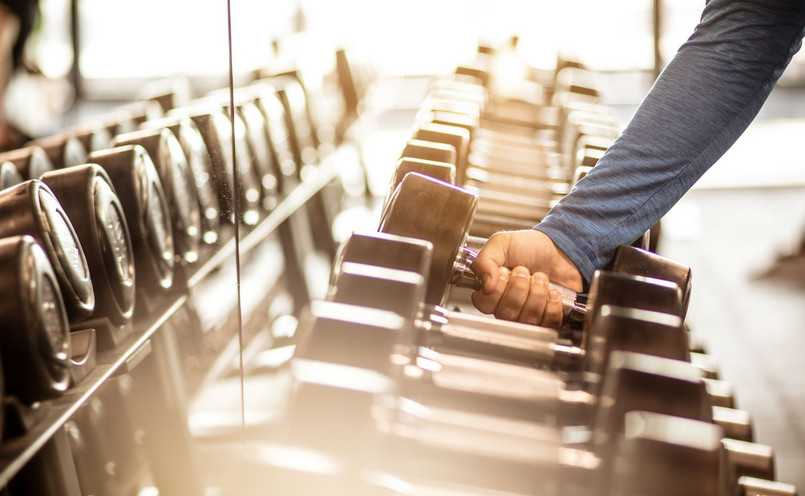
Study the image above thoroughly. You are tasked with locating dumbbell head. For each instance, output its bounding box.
[609,245,693,316]
[0,235,71,404]
[0,146,54,180]
[387,157,455,207]
[295,300,408,377]
[89,145,174,293]
[593,351,712,450]
[0,180,95,320]
[584,304,689,379]
[332,230,432,288]
[287,357,392,460]
[112,127,202,265]
[40,164,136,325]
[402,138,457,167]
[64,123,113,153]
[581,270,685,338]
[378,172,477,306]
[139,115,222,245]
[328,262,425,321]
[0,162,23,189]
[608,411,731,496]
[28,135,88,169]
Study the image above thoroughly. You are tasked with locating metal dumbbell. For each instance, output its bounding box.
[88,145,175,302]
[378,172,689,323]
[0,162,23,189]
[40,164,136,333]
[0,145,55,180]
[0,180,94,320]
[139,115,222,246]
[112,127,203,268]
[0,235,70,405]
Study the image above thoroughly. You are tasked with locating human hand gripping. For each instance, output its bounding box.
[471,230,584,328]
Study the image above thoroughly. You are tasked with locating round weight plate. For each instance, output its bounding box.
[0,235,70,403]
[378,172,477,306]
[93,174,136,319]
[37,184,95,311]
[0,162,23,189]
[41,164,136,324]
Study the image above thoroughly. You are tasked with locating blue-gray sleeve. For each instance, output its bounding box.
[534,0,805,283]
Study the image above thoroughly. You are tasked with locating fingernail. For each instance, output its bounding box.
[549,289,560,301]
[533,273,547,284]
[513,266,529,278]
[498,267,510,281]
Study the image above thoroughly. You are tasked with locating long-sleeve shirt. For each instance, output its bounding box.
[535,0,805,283]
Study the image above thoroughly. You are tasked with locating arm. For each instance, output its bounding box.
[473,0,805,323]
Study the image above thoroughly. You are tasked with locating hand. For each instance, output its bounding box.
[471,230,583,327]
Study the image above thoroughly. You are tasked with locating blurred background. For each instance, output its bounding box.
[3,0,803,491]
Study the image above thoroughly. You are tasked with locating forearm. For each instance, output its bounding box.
[536,0,805,282]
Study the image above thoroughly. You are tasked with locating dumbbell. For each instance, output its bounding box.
[332,230,683,357]
[0,180,94,320]
[204,89,282,212]
[610,410,799,496]
[287,336,772,496]
[61,122,113,154]
[257,73,320,168]
[27,134,88,169]
[167,104,261,226]
[379,172,687,323]
[88,145,175,299]
[328,250,744,439]
[39,164,135,332]
[0,162,23,189]
[139,115,222,246]
[239,81,300,193]
[0,235,70,404]
[0,145,55,179]
[297,297,769,481]
[112,127,202,268]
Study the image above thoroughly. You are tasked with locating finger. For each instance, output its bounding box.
[472,266,510,314]
[517,272,550,325]
[494,266,531,321]
[542,289,565,328]
[472,232,508,293]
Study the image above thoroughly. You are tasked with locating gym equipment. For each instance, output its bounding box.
[379,173,690,323]
[139,115,222,246]
[0,162,23,189]
[0,180,95,320]
[40,164,136,329]
[0,235,70,404]
[0,146,55,180]
[112,127,203,267]
[27,135,88,169]
[88,145,175,297]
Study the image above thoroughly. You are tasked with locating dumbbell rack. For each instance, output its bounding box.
[0,38,374,493]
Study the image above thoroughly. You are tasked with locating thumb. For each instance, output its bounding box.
[472,234,509,293]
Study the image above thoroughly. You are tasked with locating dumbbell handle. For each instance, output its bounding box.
[452,246,586,323]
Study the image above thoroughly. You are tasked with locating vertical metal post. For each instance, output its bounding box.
[69,0,82,99]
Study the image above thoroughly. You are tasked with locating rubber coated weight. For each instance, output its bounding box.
[0,235,70,404]
[89,145,174,293]
[139,115,222,245]
[41,164,136,325]
[0,146,54,180]
[0,162,23,189]
[28,135,88,169]
[112,128,202,265]
[378,172,477,306]
[0,180,94,320]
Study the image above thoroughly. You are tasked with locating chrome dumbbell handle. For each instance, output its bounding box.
[451,245,585,323]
